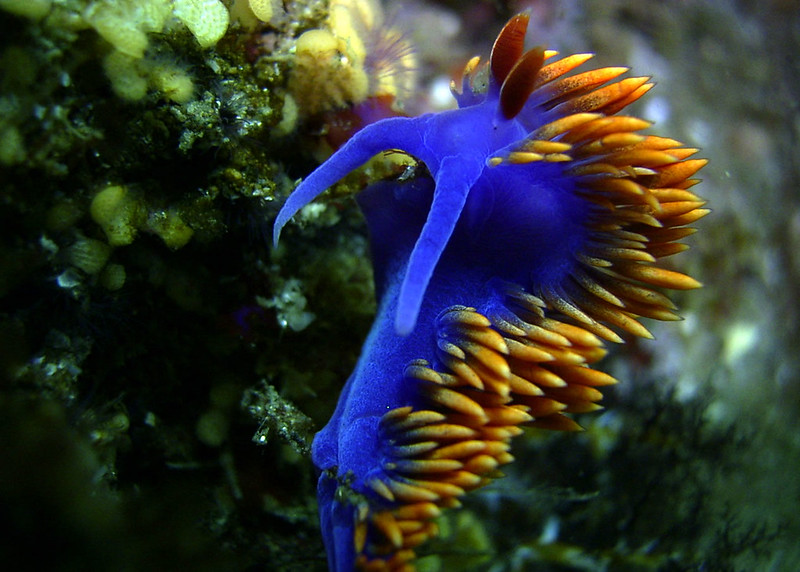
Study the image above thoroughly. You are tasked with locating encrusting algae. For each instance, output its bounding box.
[90,185,144,247]
[0,0,52,20]
[84,0,228,101]
[288,0,416,117]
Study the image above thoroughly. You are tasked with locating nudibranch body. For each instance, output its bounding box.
[274,14,707,572]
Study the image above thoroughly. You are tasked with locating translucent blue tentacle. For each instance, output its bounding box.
[394,155,485,335]
[272,116,428,245]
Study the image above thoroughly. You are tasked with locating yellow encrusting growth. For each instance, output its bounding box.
[84,0,173,59]
[290,28,369,115]
[90,185,145,247]
[103,51,149,101]
[103,51,197,103]
[173,0,230,49]
[90,186,195,250]
[146,208,195,249]
[228,0,277,29]
[0,0,51,20]
[87,3,150,59]
[288,0,416,116]
[83,0,230,101]
[148,62,195,104]
[247,0,274,22]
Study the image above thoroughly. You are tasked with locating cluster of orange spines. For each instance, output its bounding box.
[511,103,707,342]
[479,32,708,343]
[350,15,706,571]
[353,300,621,570]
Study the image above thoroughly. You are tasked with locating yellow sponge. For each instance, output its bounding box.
[90,185,144,246]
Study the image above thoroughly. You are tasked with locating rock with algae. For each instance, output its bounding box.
[0,0,354,568]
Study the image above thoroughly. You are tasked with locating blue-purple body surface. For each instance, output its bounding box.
[277,82,583,572]
[273,13,706,572]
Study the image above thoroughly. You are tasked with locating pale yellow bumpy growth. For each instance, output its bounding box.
[90,185,145,247]
[172,0,230,49]
[79,0,230,101]
[0,0,52,20]
[89,185,195,250]
[247,0,274,22]
[228,0,278,29]
[290,27,370,115]
[288,0,416,116]
[84,0,173,58]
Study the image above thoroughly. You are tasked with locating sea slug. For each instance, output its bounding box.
[273,13,707,571]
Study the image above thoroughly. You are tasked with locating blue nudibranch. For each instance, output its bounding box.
[274,14,707,572]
